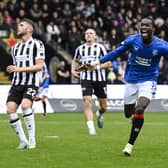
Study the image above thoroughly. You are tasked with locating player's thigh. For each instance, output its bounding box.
[138,81,157,100]
[23,85,38,100]
[42,88,49,97]
[81,80,93,96]
[21,85,38,109]
[6,85,23,106]
[93,81,107,98]
[124,83,138,104]
[21,98,33,109]
[83,95,92,107]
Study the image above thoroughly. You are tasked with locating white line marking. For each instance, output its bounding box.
[38,121,168,126]
[45,135,59,138]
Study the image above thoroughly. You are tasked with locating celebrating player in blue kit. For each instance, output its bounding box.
[81,17,168,156]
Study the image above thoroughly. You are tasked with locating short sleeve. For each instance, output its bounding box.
[35,40,45,60]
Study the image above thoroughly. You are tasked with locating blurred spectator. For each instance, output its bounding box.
[0,1,6,14]
[158,57,168,84]
[49,0,62,13]
[29,3,42,22]
[6,0,18,19]
[50,11,61,25]
[117,11,125,27]
[62,3,72,23]
[138,0,148,18]
[111,19,124,41]
[41,3,50,25]
[158,0,168,19]
[92,19,101,37]
[58,23,68,49]
[107,67,116,84]
[34,20,46,41]
[3,10,14,24]
[16,0,28,17]
[99,30,111,52]
[17,9,27,20]
[46,21,60,43]
[56,60,70,84]
[109,28,120,46]
[0,12,11,38]
[67,25,82,56]
[113,73,125,84]
[147,3,158,19]
[159,30,167,41]
[112,57,126,76]
[11,17,20,35]
[154,17,165,37]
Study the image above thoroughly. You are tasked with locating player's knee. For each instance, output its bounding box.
[6,108,16,114]
[83,98,91,104]
[99,107,106,113]
[135,105,145,114]
[6,103,17,114]
[21,103,30,111]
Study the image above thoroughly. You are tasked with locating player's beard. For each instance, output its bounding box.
[17,30,27,38]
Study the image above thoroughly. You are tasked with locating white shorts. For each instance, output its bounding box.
[124,81,157,105]
[36,87,49,98]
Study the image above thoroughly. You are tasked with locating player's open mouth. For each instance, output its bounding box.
[141,31,148,38]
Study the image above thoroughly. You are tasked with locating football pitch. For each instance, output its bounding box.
[0,112,167,168]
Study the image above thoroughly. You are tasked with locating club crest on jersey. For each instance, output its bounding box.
[133,45,139,51]
[152,49,158,56]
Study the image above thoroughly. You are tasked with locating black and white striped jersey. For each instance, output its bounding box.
[10,37,45,86]
[74,42,107,82]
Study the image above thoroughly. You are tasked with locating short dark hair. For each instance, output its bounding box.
[142,16,154,26]
[20,18,35,30]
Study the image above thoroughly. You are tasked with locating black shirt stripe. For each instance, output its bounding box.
[11,38,45,86]
[74,43,107,82]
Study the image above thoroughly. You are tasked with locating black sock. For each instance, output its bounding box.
[99,109,105,114]
[42,101,46,114]
[128,113,144,145]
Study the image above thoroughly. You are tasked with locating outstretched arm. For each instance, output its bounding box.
[100,45,128,63]
[78,61,112,71]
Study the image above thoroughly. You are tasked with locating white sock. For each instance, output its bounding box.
[86,120,96,134]
[9,113,28,143]
[23,108,35,140]
[86,120,94,129]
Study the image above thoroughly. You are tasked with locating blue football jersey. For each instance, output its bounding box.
[100,34,168,83]
[40,63,50,88]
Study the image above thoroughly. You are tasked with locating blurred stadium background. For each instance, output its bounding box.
[0,1,168,168]
[0,0,168,85]
[0,0,168,113]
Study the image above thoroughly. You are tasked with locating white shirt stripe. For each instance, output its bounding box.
[11,37,45,86]
[74,42,107,82]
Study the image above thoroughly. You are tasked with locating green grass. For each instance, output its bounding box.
[0,112,168,168]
